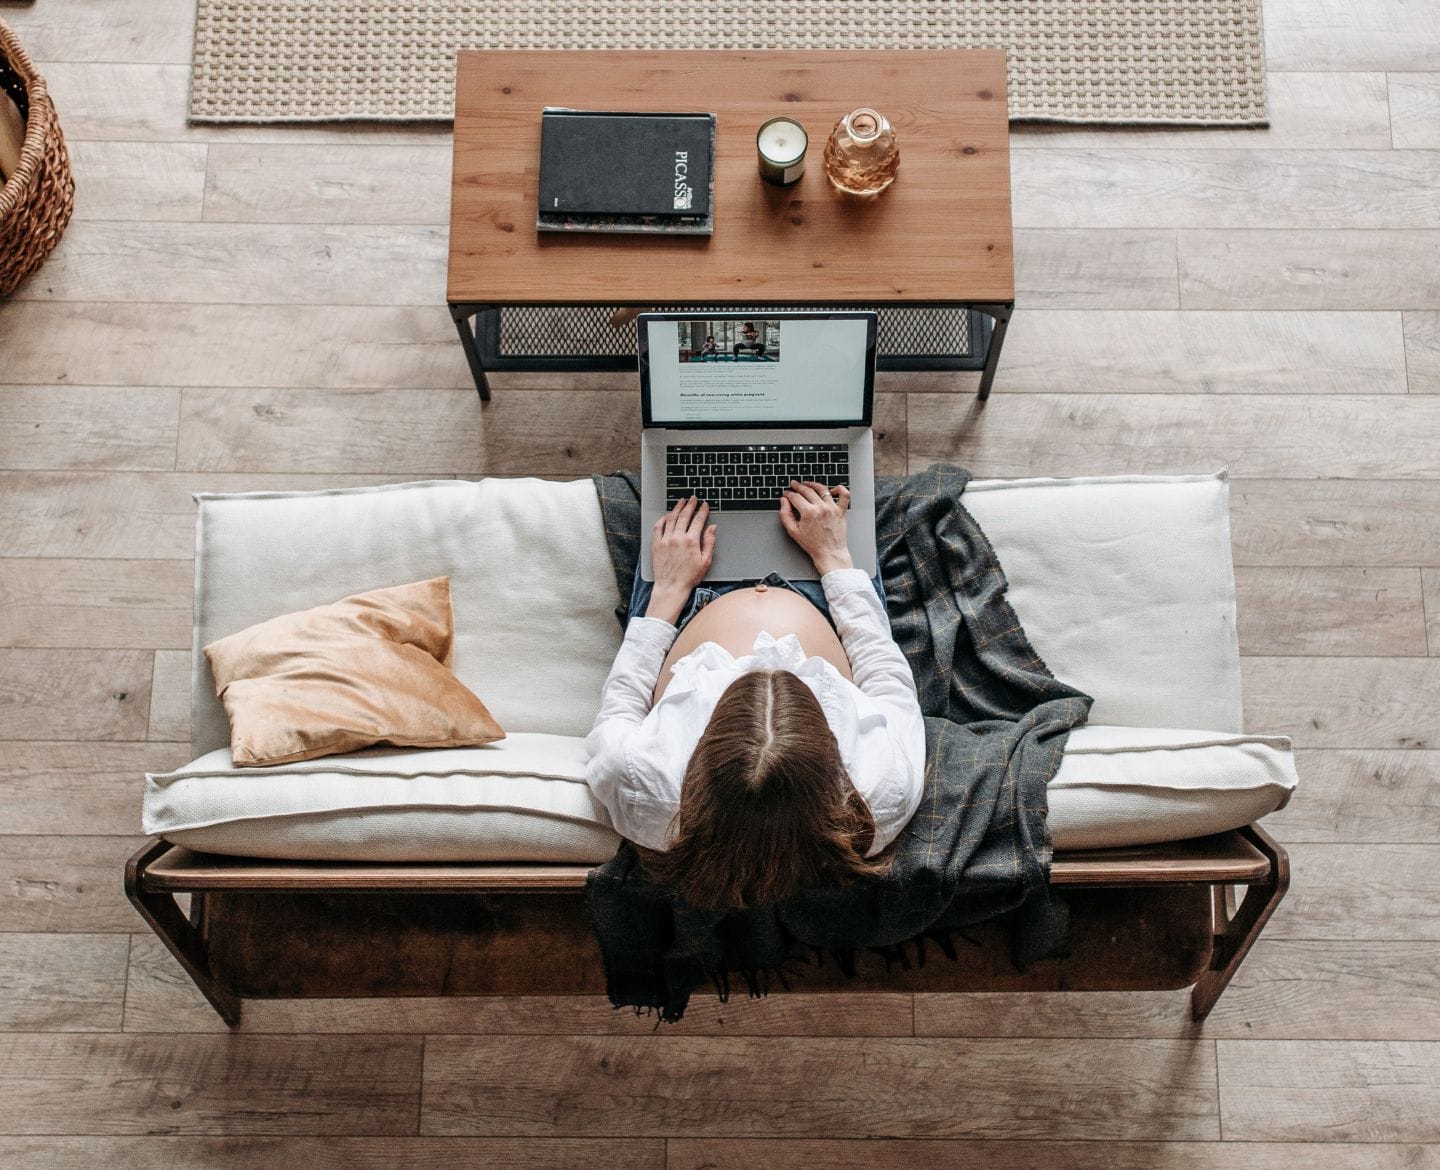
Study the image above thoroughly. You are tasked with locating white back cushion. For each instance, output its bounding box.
[191,471,1242,755]
[964,472,1241,732]
[192,478,625,755]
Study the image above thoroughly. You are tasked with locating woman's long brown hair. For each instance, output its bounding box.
[639,669,890,909]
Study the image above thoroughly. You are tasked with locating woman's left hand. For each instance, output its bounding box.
[648,496,715,622]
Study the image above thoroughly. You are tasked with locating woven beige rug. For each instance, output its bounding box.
[189,1,1267,126]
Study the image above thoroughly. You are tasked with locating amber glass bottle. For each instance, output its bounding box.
[823,107,900,195]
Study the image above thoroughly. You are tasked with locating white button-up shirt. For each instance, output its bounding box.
[584,568,926,857]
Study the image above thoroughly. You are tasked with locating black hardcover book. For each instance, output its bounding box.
[538,110,714,222]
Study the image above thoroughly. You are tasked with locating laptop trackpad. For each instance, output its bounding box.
[707,511,819,581]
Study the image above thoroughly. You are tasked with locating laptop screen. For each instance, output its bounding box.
[639,312,876,428]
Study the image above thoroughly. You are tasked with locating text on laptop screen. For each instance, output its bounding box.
[645,316,870,425]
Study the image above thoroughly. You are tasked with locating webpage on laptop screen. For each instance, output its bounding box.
[646,316,868,425]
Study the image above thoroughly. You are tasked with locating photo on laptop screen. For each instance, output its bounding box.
[642,313,874,427]
[677,318,782,364]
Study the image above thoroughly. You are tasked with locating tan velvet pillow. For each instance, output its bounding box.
[204,576,504,766]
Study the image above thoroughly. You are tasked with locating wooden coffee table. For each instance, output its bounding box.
[448,49,1013,401]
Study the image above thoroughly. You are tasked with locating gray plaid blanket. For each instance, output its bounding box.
[586,464,1092,1020]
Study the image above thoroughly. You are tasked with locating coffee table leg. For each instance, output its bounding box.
[450,302,492,402]
[975,303,1012,401]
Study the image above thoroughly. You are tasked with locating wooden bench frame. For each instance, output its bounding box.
[125,823,1287,1028]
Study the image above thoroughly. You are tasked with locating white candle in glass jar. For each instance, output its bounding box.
[757,117,807,185]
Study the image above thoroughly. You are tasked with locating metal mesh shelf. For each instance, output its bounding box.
[483,304,983,370]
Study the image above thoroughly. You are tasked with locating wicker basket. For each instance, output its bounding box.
[0,18,75,298]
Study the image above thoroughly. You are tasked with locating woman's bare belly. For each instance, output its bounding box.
[653,584,852,703]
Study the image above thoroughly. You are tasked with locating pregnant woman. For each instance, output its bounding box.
[585,482,925,910]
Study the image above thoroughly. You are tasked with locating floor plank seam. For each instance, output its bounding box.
[116,932,133,1033]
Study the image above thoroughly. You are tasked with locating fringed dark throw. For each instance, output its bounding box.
[587,464,1093,1021]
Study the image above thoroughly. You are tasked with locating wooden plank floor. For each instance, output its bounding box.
[1,0,1438,1163]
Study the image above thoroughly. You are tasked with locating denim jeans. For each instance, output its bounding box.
[628,567,886,633]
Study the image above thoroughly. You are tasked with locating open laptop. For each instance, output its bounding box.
[638,310,879,581]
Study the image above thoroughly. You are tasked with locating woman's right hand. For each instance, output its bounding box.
[647,496,715,624]
[779,480,854,575]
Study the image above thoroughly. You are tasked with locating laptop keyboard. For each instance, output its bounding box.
[665,442,850,512]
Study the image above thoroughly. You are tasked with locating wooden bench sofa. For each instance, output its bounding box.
[126,472,1296,1027]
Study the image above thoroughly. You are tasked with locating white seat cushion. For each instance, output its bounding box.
[145,726,1295,861]
[1047,726,1297,850]
[145,733,622,863]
